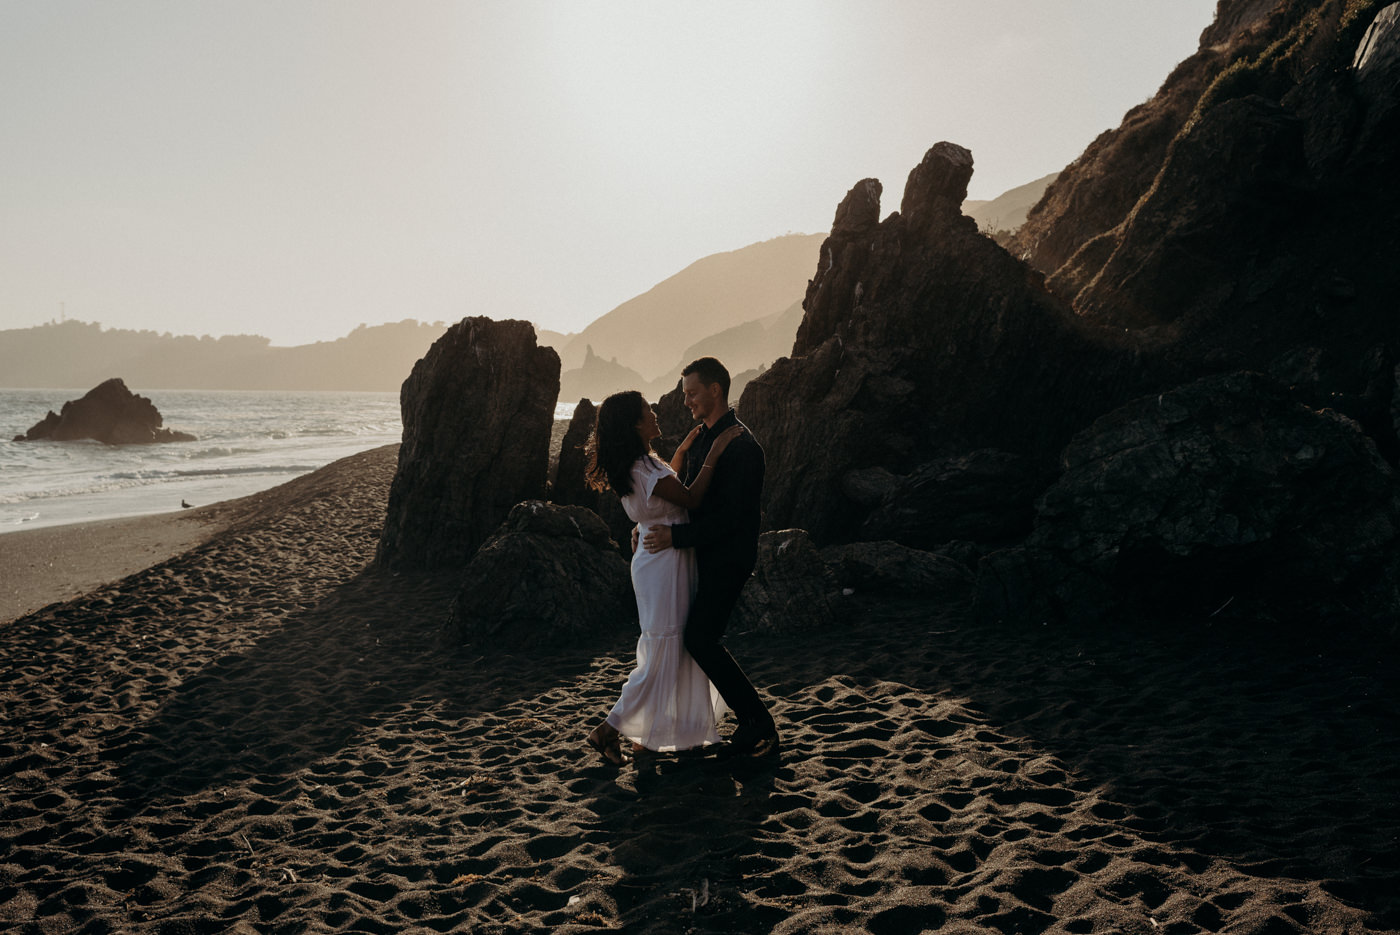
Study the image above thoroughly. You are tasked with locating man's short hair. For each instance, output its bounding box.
[682,356,731,399]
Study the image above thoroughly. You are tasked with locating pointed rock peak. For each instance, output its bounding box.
[900,142,974,221]
[832,178,883,234]
[1353,3,1400,76]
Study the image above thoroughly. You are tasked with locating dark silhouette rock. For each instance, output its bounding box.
[733,529,839,633]
[551,399,597,508]
[377,317,560,572]
[971,546,1114,628]
[841,467,900,509]
[447,501,634,650]
[1011,0,1400,461]
[821,540,975,599]
[652,379,694,462]
[723,2,1400,636]
[550,397,637,552]
[741,143,1144,544]
[1009,0,1292,283]
[1074,95,1314,330]
[858,449,1041,548]
[12,378,195,444]
[975,372,1400,631]
[1353,4,1400,156]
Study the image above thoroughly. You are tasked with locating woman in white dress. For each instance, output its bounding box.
[583,390,743,765]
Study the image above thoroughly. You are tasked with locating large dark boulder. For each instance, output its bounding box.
[13,378,195,444]
[821,540,975,600]
[857,449,1041,548]
[740,143,1144,544]
[377,317,560,572]
[446,501,634,650]
[733,529,840,633]
[975,372,1400,631]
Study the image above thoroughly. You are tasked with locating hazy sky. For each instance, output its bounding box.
[1,1,1217,346]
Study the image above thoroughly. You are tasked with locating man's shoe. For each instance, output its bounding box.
[747,727,780,758]
[722,722,779,759]
[718,723,758,758]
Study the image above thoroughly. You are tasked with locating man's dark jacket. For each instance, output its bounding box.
[671,408,764,571]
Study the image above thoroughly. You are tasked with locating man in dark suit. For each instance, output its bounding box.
[642,356,778,757]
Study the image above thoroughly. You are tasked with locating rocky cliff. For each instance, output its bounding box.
[739,0,1400,632]
[1014,0,1400,455]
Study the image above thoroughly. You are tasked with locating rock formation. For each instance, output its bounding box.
[650,379,695,463]
[1013,0,1400,457]
[551,399,597,509]
[740,144,1147,544]
[975,372,1400,631]
[1008,0,1291,282]
[736,2,1400,631]
[446,501,634,650]
[730,534,976,633]
[376,317,560,572]
[821,540,975,600]
[12,378,195,444]
[732,529,840,634]
[856,449,1040,548]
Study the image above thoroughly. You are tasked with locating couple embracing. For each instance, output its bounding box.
[584,357,779,765]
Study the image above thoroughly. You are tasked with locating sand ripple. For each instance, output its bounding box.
[2,446,1397,933]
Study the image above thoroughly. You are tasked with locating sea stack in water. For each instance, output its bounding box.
[12,378,196,444]
[376,317,560,572]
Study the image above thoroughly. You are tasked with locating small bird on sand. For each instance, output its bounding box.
[181,500,192,508]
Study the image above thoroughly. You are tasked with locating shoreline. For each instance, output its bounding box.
[0,443,402,626]
[0,505,230,626]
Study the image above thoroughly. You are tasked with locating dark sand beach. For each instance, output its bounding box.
[2,444,1397,933]
[0,505,237,627]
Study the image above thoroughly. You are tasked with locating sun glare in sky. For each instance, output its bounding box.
[0,1,1217,345]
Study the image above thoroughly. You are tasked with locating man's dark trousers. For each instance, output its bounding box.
[684,553,769,727]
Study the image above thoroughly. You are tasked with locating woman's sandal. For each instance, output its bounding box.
[586,727,625,766]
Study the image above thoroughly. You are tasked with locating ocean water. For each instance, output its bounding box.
[0,389,403,533]
[0,391,582,533]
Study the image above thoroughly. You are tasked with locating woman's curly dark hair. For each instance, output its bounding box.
[586,390,649,496]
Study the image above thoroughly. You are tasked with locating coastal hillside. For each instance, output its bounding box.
[961,171,1057,236]
[0,231,826,396]
[552,233,825,381]
[0,319,451,392]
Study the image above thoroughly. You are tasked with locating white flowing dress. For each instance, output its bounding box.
[606,454,726,751]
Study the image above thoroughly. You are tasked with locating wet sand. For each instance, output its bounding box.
[1,509,227,626]
[1,443,1397,933]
